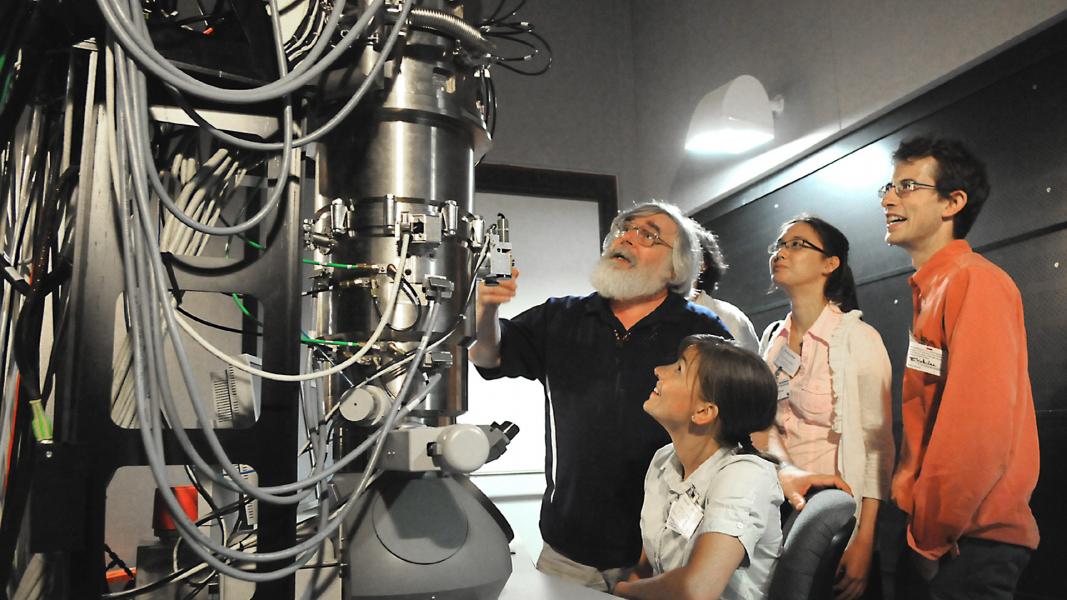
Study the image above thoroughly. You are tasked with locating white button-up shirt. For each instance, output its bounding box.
[640,444,783,600]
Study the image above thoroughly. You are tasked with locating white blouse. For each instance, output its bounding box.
[640,444,783,600]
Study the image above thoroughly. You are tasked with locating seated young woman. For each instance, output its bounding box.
[615,335,783,600]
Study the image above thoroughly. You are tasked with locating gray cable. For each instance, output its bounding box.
[101,0,474,580]
[166,0,413,151]
[113,36,317,505]
[114,140,324,576]
[116,115,444,563]
[97,0,382,104]
[121,12,294,237]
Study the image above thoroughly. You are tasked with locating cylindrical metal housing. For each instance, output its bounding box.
[314,5,489,425]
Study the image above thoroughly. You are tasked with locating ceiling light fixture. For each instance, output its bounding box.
[685,75,784,155]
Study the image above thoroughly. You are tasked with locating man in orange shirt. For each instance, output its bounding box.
[881,136,1039,600]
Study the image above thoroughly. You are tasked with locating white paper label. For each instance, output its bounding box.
[776,378,791,401]
[666,492,703,540]
[906,334,945,377]
[774,346,802,377]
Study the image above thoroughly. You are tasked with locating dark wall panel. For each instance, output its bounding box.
[703,20,1067,600]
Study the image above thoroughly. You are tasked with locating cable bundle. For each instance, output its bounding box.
[1,0,514,593]
[480,0,552,76]
[0,29,85,594]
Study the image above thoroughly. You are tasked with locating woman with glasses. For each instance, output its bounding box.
[760,215,893,600]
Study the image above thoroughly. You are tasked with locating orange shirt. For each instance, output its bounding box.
[891,240,1040,559]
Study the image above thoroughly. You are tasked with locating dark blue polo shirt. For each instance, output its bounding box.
[475,292,730,569]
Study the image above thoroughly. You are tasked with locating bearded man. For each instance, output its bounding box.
[471,201,731,592]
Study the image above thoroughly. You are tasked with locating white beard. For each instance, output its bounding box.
[589,251,672,301]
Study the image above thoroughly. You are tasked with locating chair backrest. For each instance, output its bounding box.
[767,489,856,600]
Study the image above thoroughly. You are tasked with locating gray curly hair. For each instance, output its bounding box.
[602,201,704,295]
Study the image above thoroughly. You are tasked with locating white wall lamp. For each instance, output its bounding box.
[685,75,784,155]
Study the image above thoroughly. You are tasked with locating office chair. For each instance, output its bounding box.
[767,488,857,600]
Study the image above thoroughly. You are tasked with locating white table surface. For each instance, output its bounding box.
[499,542,622,600]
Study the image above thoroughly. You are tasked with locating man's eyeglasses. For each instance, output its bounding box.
[614,223,673,248]
[878,179,939,199]
[767,238,827,255]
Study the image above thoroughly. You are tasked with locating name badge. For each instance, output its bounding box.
[776,378,791,401]
[666,491,703,540]
[774,346,801,377]
[906,333,945,377]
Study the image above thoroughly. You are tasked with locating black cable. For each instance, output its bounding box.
[13,164,52,397]
[286,2,327,65]
[184,464,227,543]
[479,0,507,25]
[194,496,252,528]
[38,275,70,406]
[175,303,262,337]
[152,125,198,179]
[11,142,44,267]
[169,11,228,29]
[283,0,322,56]
[0,117,53,578]
[214,157,270,255]
[479,0,527,26]
[103,543,137,583]
[0,407,34,594]
[14,166,77,403]
[0,293,17,423]
[388,277,423,333]
[179,570,213,600]
[0,155,74,596]
[495,59,551,77]
[489,28,552,75]
[37,165,79,407]
[104,562,212,600]
[487,74,497,137]
[167,465,229,596]
[0,1,45,148]
[489,35,540,61]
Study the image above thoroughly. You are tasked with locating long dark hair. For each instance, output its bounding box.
[681,335,778,463]
[783,215,860,312]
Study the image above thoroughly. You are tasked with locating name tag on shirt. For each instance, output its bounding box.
[666,492,703,540]
[906,334,946,377]
[774,346,801,377]
[776,378,791,401]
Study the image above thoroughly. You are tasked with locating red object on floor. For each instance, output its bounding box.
[152,485,199,538]
[105,566,136,585]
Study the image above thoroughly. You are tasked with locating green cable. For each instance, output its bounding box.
[232,292,361,348]
[302,258,372,270]
[0,64,14,112]
[231,293,254,319]
[299,336,363,348]
[29,399,52,442]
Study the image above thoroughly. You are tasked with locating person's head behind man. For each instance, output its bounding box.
[591,201,703,302]
[882,136,990,265]
[694,229,727,297]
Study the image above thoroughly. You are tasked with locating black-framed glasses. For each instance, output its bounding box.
[614,223,673,248]
[878,179,939,199]
[767,238,827,255]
